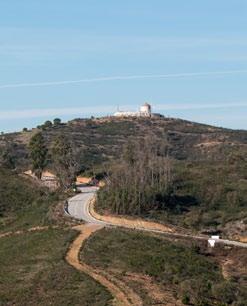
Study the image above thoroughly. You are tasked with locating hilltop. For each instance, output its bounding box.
[1,116,247,171]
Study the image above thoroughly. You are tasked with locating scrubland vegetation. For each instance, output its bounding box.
[0,116,247,305]
[81,227,247,305]
[0,229,112,306]
[0,168,59,232]
[96,132,247,236]
[1,117,247,236]
[0,168,112,306]
[162,159,247,232]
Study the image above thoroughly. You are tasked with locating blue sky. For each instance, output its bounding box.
[0,0,247,132]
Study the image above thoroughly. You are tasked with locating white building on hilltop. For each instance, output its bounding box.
[114,103,152,118]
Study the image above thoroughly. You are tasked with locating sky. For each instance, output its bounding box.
[1,0,247,132]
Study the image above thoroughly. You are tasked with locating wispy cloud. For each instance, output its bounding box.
[1,69,247,89]
[1,102,247,120]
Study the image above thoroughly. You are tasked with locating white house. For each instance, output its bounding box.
[114,103,152,118]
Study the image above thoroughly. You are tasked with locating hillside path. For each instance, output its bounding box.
[65,223,142,306]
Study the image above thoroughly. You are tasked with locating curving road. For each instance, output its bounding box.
[67,186,107,225]
[67,186,247,249]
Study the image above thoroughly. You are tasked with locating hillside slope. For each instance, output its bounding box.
[1,116,247,170]
[1,116,247,237]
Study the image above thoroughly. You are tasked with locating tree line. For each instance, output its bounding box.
[97,134,173,215]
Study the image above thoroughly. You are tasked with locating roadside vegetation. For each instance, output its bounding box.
[97,135,172,215]
[81,227,247,305]
[152,159,247,234]
[95,135,247,237]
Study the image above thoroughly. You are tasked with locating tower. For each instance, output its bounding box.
[140,103,151,116]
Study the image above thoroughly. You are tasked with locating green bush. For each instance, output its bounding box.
[182,294,190,304]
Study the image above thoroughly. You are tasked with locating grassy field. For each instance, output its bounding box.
[0,228,112,306]
[81,227,247,305]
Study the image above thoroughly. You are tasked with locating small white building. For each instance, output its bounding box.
[114,103,152,118]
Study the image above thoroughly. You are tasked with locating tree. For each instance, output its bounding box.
[53,118,61,126]
[23,127,28,132]
[122,141,136,165]
[98,133,173,215]
[29,132,48,179]
[51,135,81,189]
[43,120,53,128]
[0,142,16,169]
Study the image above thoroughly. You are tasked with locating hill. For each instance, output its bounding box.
[1,116,247,237]
[1,116,247,306]
[1,116,247,170]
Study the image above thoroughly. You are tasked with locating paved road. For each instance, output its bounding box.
[67,186,108,225]
[67,186,247,249]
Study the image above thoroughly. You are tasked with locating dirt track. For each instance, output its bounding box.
[1,224,143,305]
[65,224,143,306]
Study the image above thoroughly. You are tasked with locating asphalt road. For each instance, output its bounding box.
[67,186,107,225]
[67,186,247,249]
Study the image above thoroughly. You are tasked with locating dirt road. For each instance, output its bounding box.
[66,224,142,306]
